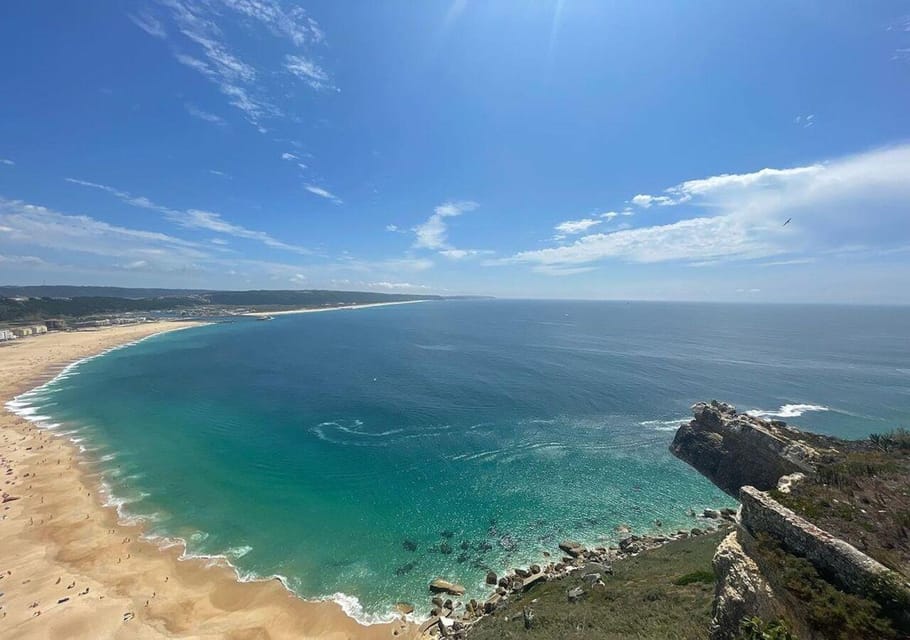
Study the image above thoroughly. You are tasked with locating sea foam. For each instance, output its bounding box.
[746,404,830,418]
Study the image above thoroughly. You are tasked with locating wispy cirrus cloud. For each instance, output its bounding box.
[185,103,227,126]
[0,158,14,166]
[133,0,332,130]
[285,54,335,91]
[64,177,311,254]
[0,198,209,264]
[128,11,166,38]
[305,184,342,204]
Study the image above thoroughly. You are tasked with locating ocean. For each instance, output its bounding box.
[10,300,910,621]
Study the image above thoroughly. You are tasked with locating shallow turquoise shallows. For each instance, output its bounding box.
[16,300,910,620]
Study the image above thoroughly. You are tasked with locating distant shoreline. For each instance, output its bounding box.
[244,298,431,317]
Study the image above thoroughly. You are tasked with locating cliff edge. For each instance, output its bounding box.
[671,401,910,640]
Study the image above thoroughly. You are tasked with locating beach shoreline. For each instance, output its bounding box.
[244,299,430,317]
[0,322,415,639]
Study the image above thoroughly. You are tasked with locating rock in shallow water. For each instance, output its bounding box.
[429,578,466,596]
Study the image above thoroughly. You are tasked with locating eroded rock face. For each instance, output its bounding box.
[670,401,824,497]
[710,531,778,640]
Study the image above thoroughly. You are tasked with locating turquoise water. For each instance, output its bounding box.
[12,300,910,620]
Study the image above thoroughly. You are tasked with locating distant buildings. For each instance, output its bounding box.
[0,316,150,342]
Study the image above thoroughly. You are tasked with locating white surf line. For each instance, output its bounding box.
[245,299,431,317]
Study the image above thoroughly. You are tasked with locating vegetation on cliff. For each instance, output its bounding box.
[770,428,910,579]
[467,530,725,639]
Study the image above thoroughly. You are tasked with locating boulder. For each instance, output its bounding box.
[483,593,502,613]
[485,570,497,585]
[517,572,546,591]
[429,579,465,596]
[566,586,585,602]
[559,540,585,557]
[395,602,414,615]
[703,508,721,519]
[530,564,541,574]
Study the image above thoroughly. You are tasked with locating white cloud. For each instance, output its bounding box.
[285,55,335,91]
[554,218,601,235]
[65,177,311,254]
[151,1,282,128]
[631,165,823,209]
[385,224,399,232]
[1,158,14,166]
[413,200,478,251]
[281,152,298,161]
[0,198,209,264]
[631,194,676,208]
[219,0,322,47]
[185,103,227,125]
[795,114,815,128]
[305,184,342,204]
[368,281,430,290]
[209,169,230,178]
[504,144,910,270]
[290,272,306,283]
[129,12,166,38]
[511,215,783,267]
[438,248,493,259]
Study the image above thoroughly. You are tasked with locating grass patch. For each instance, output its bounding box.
[467,530,725,640]
[673,570,715,586]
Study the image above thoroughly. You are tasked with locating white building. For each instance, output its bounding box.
[0,329,15,342]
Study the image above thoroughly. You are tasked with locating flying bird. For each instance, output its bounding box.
[783,218,792,226]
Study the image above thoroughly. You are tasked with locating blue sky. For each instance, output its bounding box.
[1,1,909,302]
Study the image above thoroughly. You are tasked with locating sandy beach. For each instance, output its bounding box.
[0,322,415,640]
[245,300,429,318]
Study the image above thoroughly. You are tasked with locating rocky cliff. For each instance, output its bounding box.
[671,402,910,640]
[670,401,835,497]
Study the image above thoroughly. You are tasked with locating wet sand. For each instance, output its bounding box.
[0,322,415,639]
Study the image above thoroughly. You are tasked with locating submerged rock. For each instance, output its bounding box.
[395,602,414,615]
[402,539,418,552]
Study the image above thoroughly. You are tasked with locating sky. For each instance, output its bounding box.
[1,1,909,303]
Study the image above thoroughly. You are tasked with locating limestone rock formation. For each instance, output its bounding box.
[670,401,831,497]
[710,531,778,640]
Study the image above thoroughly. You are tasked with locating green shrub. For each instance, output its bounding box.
[870,428,910,452]
[738,616,797,640]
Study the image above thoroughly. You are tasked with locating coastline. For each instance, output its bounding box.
[0,322,415,639]
[244,299,430,317]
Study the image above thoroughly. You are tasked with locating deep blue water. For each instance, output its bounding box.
[13,300,910,620]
